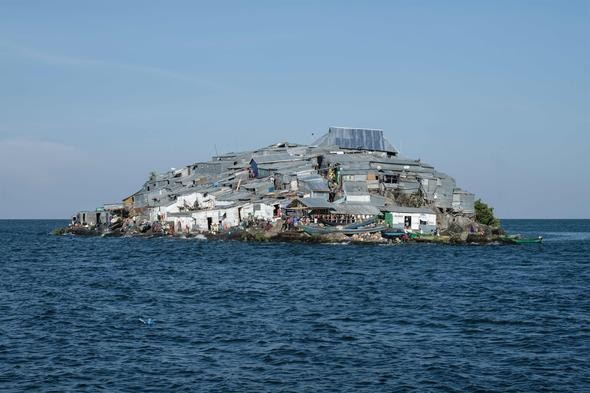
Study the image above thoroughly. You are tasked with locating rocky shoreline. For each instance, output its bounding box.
[53,216,506,245]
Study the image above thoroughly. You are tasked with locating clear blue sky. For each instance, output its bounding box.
[0,1,588,219]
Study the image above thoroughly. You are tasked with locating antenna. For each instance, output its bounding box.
[214,144,219,157]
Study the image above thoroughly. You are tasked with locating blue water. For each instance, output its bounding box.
[1,219,589,392]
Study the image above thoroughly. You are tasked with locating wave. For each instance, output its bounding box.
[535,231,590,242]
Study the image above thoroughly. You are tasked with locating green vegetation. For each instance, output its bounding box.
[474,199,500,227]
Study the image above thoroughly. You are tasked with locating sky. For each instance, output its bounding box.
[0,0,588,219]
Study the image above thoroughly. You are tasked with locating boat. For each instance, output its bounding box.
[319,217,376,228]
[344,217,376,229]
[500,234,543,244]
[302,224,387,236]
[380,229,407,239]
[318,218,339,226]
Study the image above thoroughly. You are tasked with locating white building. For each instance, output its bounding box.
[385,206,437,233]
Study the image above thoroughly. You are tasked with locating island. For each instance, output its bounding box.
[57,127,505,244]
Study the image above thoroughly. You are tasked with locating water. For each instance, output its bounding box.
[1,219,589,392]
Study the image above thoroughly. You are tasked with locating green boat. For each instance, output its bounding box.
[500,234,543,244]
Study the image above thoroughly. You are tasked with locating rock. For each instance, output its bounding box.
[319,232,349,242]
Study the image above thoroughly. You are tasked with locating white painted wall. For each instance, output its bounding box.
[171,215,195,232]
[221,207,240,229]
[165,202,276,233]
[148,206,167,222]
[253,203,275,220]
[166,193,198,213]
[165,192,216,215]
[191,210,219,231]
[239,202,276,221]
[184,206,243,231]
[391,212,436,231]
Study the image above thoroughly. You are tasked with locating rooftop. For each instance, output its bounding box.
[313,127,398,154]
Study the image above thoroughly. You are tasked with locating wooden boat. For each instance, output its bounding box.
[500,234,543,244]
[318,218,339,226]
[319,217,376,228]
[302,225,387,236]
[345,217,376,229]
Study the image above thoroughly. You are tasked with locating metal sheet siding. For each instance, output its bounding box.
[326,127,386,151]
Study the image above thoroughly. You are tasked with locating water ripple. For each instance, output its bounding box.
[0,219,589,392]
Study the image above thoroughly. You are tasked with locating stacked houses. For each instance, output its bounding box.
[78,127,475,234]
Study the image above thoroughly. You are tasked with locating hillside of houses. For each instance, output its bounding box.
[72,127,485,241]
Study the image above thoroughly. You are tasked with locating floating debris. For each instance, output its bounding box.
[139,318,155,326]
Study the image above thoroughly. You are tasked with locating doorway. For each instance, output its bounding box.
[404,215,412,229]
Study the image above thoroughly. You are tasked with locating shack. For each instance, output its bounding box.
[287,198,334,217]
[298,175,331,200]
[342,181,370,203]
[76,209,110,227]
[332,203,382,224]
[452,188,475,214]
[383,206,437,233]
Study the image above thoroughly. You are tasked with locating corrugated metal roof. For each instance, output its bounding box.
[369,195,386,207]
[342,181,369,195]
[257,161,313,172]
[382,206,436,214]
[291,198,334,209]
[313,127,398,153]
[452,188,473,195]
[333,204,382,215]
[274,164,315,175]
[300,179,330,191]
[339,166,373,174]
[298,174,330,192]
[251,153,309,164]
[323,152,432,171]
[216,191,253,202]
[324,153,377,163]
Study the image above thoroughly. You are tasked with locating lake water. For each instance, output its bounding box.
[1,219,589,392]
